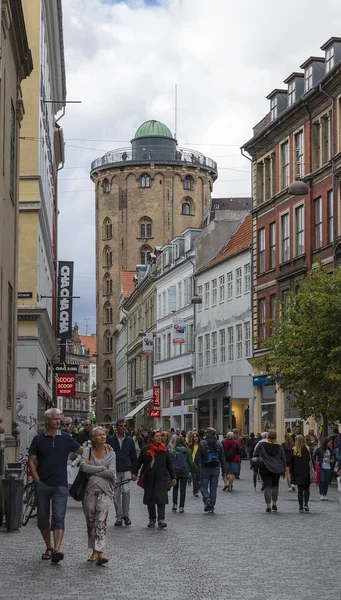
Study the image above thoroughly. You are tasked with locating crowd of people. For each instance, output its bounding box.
[28,411,340,567]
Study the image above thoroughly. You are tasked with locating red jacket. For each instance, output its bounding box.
[223,439,240,463]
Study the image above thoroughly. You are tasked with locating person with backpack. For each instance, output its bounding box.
[252,429,286,513]
[222,432,240,491]
[171,437,198,513]
[197,427,226,513]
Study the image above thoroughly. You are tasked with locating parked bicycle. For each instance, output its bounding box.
[22,481,37,526]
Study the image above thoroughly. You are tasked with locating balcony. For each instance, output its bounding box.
[90,146,218,176]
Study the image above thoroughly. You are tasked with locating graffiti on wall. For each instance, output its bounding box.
[16,391,38,431]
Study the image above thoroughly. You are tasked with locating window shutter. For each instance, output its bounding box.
[168,285,177,312]
[184,277,193,305]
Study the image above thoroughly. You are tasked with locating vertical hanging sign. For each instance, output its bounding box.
[57,261,74,340]
[142,333,154,355]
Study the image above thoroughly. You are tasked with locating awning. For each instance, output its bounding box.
[170,382,227,402]
[125,399,151,420]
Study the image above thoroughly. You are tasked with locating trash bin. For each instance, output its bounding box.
[2,475,24,532]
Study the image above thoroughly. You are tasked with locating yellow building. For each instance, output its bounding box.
[0,0,32,472]
[16,0,65,458]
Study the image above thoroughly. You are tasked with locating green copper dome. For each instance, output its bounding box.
[134,120,173,139]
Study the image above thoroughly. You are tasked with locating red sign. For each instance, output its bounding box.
[153,386,161,408]
[149,409,161,418]
[56,373,76,397]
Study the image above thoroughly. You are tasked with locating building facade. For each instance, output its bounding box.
[16,0,66,458]
[79,333,97,420]
[242,36,341,435]
[61,324,91,424]
[0,0,32,471]
[153,229,200,432]
[90,119,218,422]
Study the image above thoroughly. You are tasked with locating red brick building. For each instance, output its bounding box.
[242,37,341,435]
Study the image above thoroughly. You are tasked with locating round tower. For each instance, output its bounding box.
[90,120,218,423]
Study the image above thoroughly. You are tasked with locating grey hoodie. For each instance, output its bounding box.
[254,442,286,474]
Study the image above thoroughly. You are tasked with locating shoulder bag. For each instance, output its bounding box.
[309,456,316,484]
[250,443,264,470]
[69,448,92,502]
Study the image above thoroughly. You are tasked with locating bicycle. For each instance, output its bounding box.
[22,481,37,526]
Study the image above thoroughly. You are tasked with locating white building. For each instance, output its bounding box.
[193,215,254,435]
[153,229,201,432]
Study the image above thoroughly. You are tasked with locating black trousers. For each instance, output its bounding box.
[297,484,310,509]
[192,471,200,494]
[173,476,187,507]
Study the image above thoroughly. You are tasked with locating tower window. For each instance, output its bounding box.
[139,217,153,238]
[141,174,151,188]
[103,178,111,193]
[140,245,152,264]
[182,202,190,215]
[184,175,193,190]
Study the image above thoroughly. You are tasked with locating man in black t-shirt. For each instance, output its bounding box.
[28,408,82,563]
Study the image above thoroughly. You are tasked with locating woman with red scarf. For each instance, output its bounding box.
[133,430,176,529]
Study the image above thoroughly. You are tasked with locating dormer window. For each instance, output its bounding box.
[304,65,313,91]
[270,97,278,121]
[288,81,296,106]
[326,46,335,73]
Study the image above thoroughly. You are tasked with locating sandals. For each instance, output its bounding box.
[41,547,54,560]
[96,555,108,566]
[51,550,64,564]
[87,552,98,563]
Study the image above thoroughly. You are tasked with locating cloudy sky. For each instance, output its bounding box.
[58,0,341,333]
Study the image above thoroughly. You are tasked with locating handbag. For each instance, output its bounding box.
[137,456,153,489]
[250,456,263,470]
[69,448,92,502]
[309,458,316,484]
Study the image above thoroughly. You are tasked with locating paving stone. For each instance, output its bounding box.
[0,467,340,599]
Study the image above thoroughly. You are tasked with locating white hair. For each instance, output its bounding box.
[91,427,106,445]
[44,408,61,421]
[261,432,268,439]
[226,431,234,439]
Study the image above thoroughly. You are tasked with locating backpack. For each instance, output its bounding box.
[172,449,188,474]
[224,440,236,462]
[203,441,220,468]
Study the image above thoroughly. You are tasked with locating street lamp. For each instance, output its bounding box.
[288,179,309,196]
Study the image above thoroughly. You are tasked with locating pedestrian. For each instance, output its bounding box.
[233,429,244,479]
[197,427,226,514]
[171,437,198,513]
[189,432,201,497]
[133,430,176,529]
[291,435,311,514]
[292,425,302,444]
[315,436,336,500]
[222,432,240,491]
[253,429,286,513]
[107,419,137,526]
[161,431,172,451]
[282,433,295,492]
[170,428,180,447]
[132,427,144,459]
[27,408,83,563]
[247,432,259,490]
[75,419,92,445]
[80,427,116,564]
[305,428,318,456]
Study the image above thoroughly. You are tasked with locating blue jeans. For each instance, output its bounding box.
[35,481,69,531]
[148,504,165,521]
[200,467,220,507]
[319,467,332,496]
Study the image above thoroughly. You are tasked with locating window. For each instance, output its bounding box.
[9,103,15,200]
[227,271,233,300]
[204,282,210,309]
[270,97,278,121]
[281,289,290,318]
[219,275,225,303]
[269,222,276,269]
[236,324,242,359]
[227,327,234,361]
[104,360,113,380]
[197,285,203,312]
[186,323,194,353]
[212,279,217,306]
[157,294,161,319]
[184,277,192,305]
[140,221,152,238]
[104,219,112,240]
[141,173,150,188]
[312,121,321,170]
[314,197,322,249]
[326,46,335,73]
[295,205,305,256]
[104,302,112,323]
[184,175,193,190]
[168,285,176,312]
[6,283,13,408]
[294,131,304,179]
[328,190,334,244]
[104,388,113,408]
[305,65,313,91]
[182,202,190,215]
[212,332,217,365]
[178,282,182,309]
[244,322,251,358]
[258,298,266,342]
[270,294,277,326]
[198,336,203,368]
[103,178,111,193]
[288,80,296,106]
[204,333,210,366]
[167,333,171,359]
[219,329,226,363]
[104,275,113,295]
[258,228,265,274]
[281,214,290,262]
[236,268,242,296]
[104,331,113,353]
[140,246,152,264]
[155,337,161,361]
[105,248,112,267]
[162,291,166,316]
[264,157,271,200]
[257,161,264,203]
[244,264,250,293]
[321,114,330,164]
[281,141,290,188]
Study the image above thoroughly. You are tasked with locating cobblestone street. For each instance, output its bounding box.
[0,468,340,600]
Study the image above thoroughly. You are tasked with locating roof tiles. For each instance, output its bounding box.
[197,214,252,274]
[121,271,136,298]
